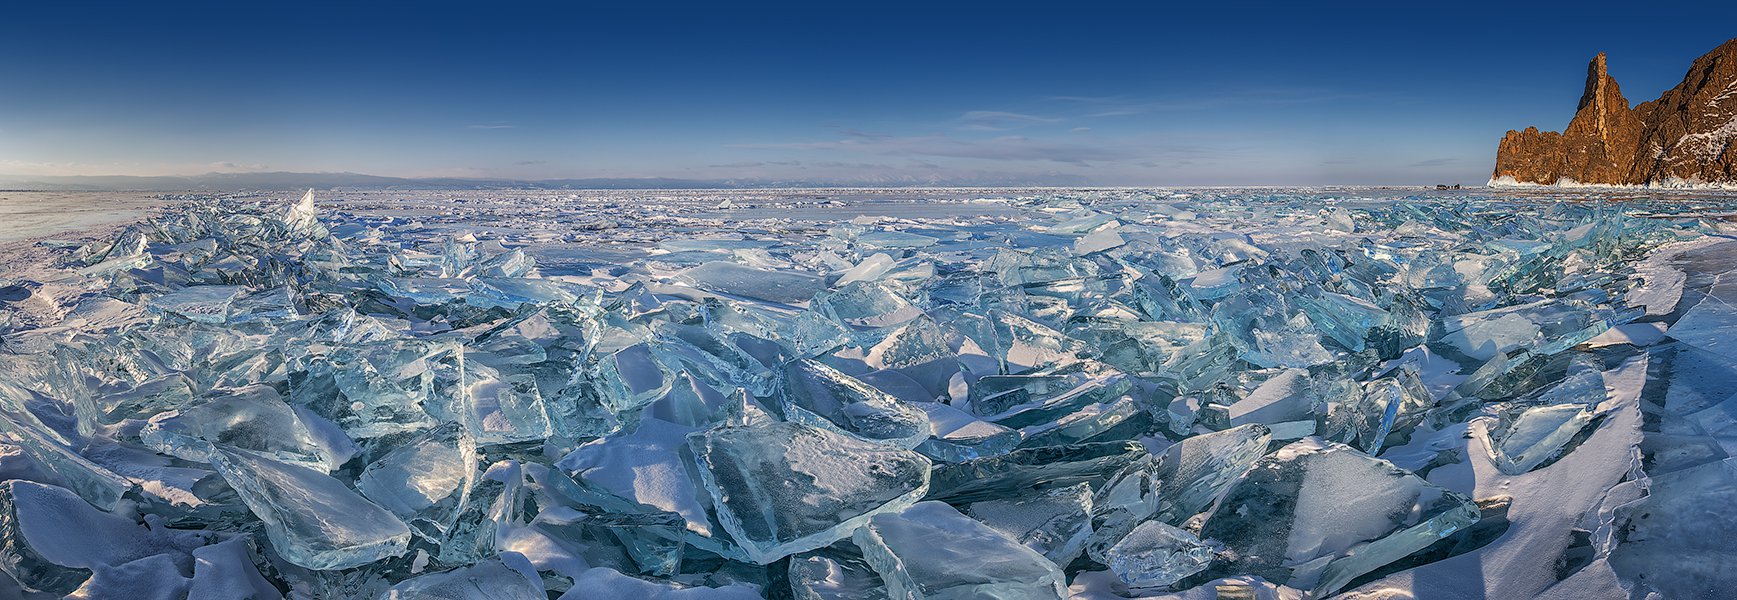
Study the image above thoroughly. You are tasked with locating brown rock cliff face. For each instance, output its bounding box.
[1494,39,1737,186]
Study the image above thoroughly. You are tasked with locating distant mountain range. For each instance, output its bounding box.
[1493,38,1737,187]
[0,171,1093,191]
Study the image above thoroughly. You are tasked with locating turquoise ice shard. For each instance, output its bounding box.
[1198,438,1478,597]
[857,316,954,370]
[140,384,352,472]
[1211,289,1335,368]
[209,445,411,570]
[852,501,1067,600]
[686,421,931,564]
[964,482,1095,566]
[1104,520,1213,588]
[592,343,675,413]
[1015,394,1142,448]
[1149,423,1272,524]
[1295,291,1387,352]
[356,422,476,540]
[781,359,932,449]
[927,441,1145,503]
[1073,225,1126,256]
[1328,368,1432,455]
[680,261,825,304]
[813,281,924,329]
[377,558,545,600]
[462,366,554,445]
[1479,403,1594,474]
[1086,424,1270,562]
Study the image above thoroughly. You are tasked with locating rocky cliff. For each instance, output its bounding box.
[1493,38,1737,186]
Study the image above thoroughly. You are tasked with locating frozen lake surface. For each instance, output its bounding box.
[0,191,168,243]
[0,187,1735,599]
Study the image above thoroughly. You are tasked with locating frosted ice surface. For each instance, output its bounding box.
[781,359,932,449]
[687,421,930,564]
[853,501,1067,600]
[681,261,824,304]
[788,544,888,600]
[965,482,1094,566]
[357,422,475,540]
[140,384,350,472]
[1104,520,1213,588]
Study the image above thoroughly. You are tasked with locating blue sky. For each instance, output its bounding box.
[3,1,1735,185]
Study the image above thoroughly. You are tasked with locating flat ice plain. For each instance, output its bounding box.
[0,187,1735,599]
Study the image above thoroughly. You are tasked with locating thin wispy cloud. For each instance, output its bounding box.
[210,161,270,171]
[956,110,1061,131]
[1049,89,1357,117]
[707,160,805,168]
[734,134,1145,166]
[466,123,516,129]
[1407,157,1459,168]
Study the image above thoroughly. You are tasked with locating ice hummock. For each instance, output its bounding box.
[0,187,1713,598]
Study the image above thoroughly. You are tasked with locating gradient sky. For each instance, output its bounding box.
[3,1,1735,186]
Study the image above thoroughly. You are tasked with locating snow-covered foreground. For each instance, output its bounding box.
[0,187,1734,599]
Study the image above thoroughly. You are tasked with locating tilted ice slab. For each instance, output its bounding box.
[1199,438,1479,597]
[687,421,931,564]
[853,501,1067,600]
[209,446,411,570]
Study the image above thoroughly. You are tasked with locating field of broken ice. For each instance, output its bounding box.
[1,187,1735,599]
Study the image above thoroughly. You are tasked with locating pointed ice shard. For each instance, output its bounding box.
[813,281,924,329]
[781,359,932,449]
[687,421,931,564]
[1480,403,1594,474]
[1086,424,1270,562]
[1199,438,1478,597]
[1104,520,1213,588]
[681,261,825,304]
[140,384,351,472]
[853,501,1067,600]
[209,446,410,570]
[462,366,554,445]
[927,441,1145,503]
[356,422,476,541]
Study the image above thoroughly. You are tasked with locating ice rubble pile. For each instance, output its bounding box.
[0,191,1699,599]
